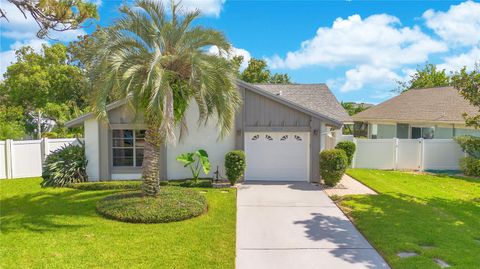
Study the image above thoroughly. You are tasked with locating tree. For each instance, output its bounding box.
[1,43,88,138]
[341,102,368,116]
[452,65,480,128]
[83,0,241,196]
[1,0,98,38]
[239,58,291,84]
[0,105,26,140]
[396,63,451,93]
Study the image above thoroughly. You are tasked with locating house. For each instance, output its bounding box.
[66,80,351,182]
[352,86,480,139]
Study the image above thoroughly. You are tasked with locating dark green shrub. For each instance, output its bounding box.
[459,156,480,177]
[96,187,207,223]
[455,135,480,158]
[225,150,246,185]
[69,180,143,190]
[41,141,88,187]
[335,141,356,166]
[319,149,347,187]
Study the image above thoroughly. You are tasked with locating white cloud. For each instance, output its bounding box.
[208,45,251,70]
[438,46,480,72]
[423,1,480,46]
[267,14,447,70]
[340,65,401,92]
[160,0,226,17]
[0,39,48,77]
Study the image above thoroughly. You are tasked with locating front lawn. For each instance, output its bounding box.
[340,169,480,269]
[0,178,236,269]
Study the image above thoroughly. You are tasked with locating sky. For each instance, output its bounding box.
[1,0,479,104]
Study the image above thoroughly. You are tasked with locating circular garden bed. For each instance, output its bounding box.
[96,187,208,223]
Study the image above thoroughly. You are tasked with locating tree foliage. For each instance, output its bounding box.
[396,63,451,93]
[452,65,480,128]
[238,58,291,84]
[0,105,26,140]
[1,43,88,138]
[83,0,241,196]
[0,0,98,38]
[341,102,368,116]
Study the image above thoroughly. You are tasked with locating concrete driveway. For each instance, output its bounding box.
[236,181,389,269]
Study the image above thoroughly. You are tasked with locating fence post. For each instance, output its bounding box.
[5,139,13,179]
[418,138,425,171]
[393,138,399,170]
[41,137,49,163]
[352,138,357,168]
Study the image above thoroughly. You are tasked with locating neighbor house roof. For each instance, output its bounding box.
[66,80,351,127]
[252,83,352,124]
[353,86,477,124]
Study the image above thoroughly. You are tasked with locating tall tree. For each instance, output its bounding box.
[453,65,480,128]
[341,102,368,116]
[396,63,451,93]
[1,43,88,138]
[83,0,241,196]
[1,0,98,38]
[239,58,291,84]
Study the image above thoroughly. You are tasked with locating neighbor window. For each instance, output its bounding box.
[411,127,434,139]
[112,129,145,167]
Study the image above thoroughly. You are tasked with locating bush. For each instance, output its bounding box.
[41,141,88,187]
[69,180,143,190]
[319,149,348,187]
[335,141,356,166]
[459,156,480,177]
[225,150,246,185]
[96,187,208,223]
[455,135,480,158]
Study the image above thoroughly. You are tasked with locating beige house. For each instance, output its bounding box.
[353,86,480,139]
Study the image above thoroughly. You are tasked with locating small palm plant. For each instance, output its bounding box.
[84,0,241,196]
[176,150,211,183]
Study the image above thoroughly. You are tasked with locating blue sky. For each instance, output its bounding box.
[1,0,479,104]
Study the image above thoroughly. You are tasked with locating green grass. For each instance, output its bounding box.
[340,169,480,269]
[0,178,236,269]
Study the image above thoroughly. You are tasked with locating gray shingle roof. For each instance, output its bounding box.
[353,86,477,124]
[253,83,352,123]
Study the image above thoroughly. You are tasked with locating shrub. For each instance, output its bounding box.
[96,187,208,223]
[459,156,480,177]
[69,180,143,190]
[454,135,480,158]
[176,149,210,183]
[319,149,347,187]
[335,141,356,166]
[41,141,88,187]
[225,150,246,185]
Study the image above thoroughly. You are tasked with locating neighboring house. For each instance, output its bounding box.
[66,80,351,182]
[353,86,480,139]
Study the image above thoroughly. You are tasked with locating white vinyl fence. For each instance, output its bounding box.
[351,138,467,171]
[0,138,79,179]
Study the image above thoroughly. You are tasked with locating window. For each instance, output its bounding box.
[112,129,145,167]
[411,127,435,139]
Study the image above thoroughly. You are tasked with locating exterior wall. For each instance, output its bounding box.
[435,127,454,139]
[244,89,310,128]
[310,118,322,182]
[84,118,101,181]
[167,104,235,180]
[377,124,396,139]
[455,128,480,136]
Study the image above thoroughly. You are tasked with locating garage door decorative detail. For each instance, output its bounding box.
[265,134,273,141]
[294,135,302,141]
[251,134,259,140]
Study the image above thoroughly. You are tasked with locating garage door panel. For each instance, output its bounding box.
[245,132,309,181]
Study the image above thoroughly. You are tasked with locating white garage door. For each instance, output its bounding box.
[244,132,309,181]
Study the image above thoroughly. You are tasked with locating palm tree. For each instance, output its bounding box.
[86,0,241,196]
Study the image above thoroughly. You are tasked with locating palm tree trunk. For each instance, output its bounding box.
[142,124,164,196]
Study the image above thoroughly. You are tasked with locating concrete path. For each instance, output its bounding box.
[323,174,377,197]
[236,181,389,269]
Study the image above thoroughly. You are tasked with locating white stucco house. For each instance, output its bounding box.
[66,80,351,182]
